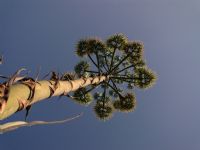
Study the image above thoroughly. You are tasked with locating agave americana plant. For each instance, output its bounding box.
[0,34,156,133]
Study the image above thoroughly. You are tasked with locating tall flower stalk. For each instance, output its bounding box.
[0,34,157,132]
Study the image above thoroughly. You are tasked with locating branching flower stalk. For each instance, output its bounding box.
[0,34,157,132]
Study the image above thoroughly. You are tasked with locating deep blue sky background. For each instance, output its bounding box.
[0,0,200,149]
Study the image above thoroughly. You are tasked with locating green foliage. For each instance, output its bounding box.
[74,61,90,77]
[124,41,144,65]
[87,38,106,54]
[76,39,89,57]
[124,41,144,54]
[133,67,157,89]
[94,97,114,120]
[113,93,136,112]
[73,88,93,105]
[106,33,128,50]
[132,59,146,69]
[76,38,106,57]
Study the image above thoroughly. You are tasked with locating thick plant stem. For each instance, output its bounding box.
[0,75,108,120]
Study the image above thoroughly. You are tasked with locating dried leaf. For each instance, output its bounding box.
[0,113,83,134]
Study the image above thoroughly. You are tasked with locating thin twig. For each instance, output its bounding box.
[109,48,116,71]
[109,53,132,74]
[104,81,122,98]
[115,64,134,74]
[95,52,101,75]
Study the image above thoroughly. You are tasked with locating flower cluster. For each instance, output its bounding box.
[71,34,157,121]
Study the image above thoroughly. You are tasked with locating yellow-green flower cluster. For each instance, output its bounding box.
[94,97,114,121]
[113,93,136,112]
[76,38,106,57]
[73,88,93,105]
[133,67,157,89]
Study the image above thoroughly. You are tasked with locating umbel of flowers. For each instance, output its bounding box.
[74,33,156,120]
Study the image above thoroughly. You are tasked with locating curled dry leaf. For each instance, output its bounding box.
[0,113,83,134]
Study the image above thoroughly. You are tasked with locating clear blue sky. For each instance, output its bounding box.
[0,0,200,149]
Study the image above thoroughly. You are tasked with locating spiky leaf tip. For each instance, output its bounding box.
[73,88,93,105]
[94,97,114,121]
[87,38,107,54]
[74,61,90,77]
[113,93,136,112]
[106,33,128,50]
[76,39,90,57]
[133,67,157,89]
